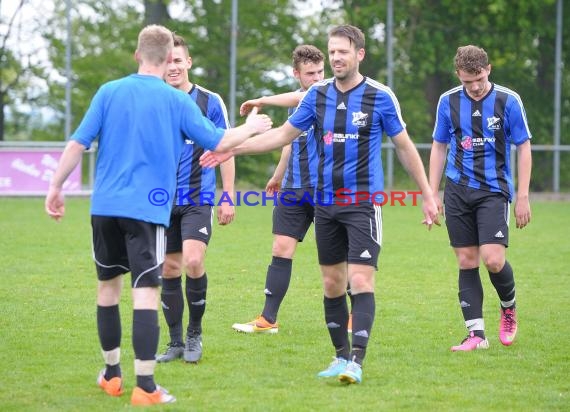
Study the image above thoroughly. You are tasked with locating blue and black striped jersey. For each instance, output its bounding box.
[289,77,406,200]
[432,83,531,200]
[281,102,318,189]
[175,84,230,205]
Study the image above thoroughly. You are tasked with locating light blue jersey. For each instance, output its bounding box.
[72,74,224,226]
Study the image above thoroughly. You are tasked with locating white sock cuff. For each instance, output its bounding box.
[102,348,120,365]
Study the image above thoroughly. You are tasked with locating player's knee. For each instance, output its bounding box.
[183,255,204,274]
[271,237,296,258]
[162,260,182,277]
[483,257,505,274]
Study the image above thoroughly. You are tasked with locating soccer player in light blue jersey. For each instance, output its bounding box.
[45,24,271,406]
[429,45,532,352]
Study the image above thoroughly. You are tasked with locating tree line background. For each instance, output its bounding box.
[1,0,568,190]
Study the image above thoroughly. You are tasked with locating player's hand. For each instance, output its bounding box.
[245,106,272,134]
[240,98,263,116]
[265,176,281,196]
[45,187,65,222]
[199,150,234,168]
[217,202,235,226]
[421,192,441,231]
[514,195,531,229]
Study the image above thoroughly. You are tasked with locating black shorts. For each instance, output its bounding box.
[314,202,382,268]
[91,216,165,288]
[272,188,315,241]
[444,179,510,248]
[166,205,213,253]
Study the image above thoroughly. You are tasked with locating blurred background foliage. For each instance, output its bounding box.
[1,0,568,189]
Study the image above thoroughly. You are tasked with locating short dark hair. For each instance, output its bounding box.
[454,45,489,74]
[172,34,189,56]
[292,45,325,71]
[328,25,365,50]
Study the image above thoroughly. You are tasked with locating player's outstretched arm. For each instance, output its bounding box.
[200,122,302,169]
[215,107,272,152]
[239,92,305,116]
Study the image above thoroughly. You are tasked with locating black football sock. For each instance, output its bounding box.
[323,295,350,360]
[458,267,485,336]
[488,261,516,308]
[261,256,292,324]
[136,376,156,394]
[350,292,375,365]
[347,283,354,314]
[133,309,159,393]
[161,277,184,344]
[97,304,122,379]
[187,273,207,334]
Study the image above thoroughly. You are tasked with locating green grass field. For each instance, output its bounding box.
[0,197,569,411]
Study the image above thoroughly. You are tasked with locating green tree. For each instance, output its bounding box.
[306,0,570,190]
[0,0,50,141]
[34,0,570,189]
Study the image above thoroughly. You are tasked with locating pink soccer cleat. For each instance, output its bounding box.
[451,331,489,352]
[499,307,518,346]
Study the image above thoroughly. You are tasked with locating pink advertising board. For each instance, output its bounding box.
[0,150,83,195]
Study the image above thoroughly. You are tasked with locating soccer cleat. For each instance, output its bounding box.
[97,369,124,397]
[317,357,348,378]
[156,342,184,363]
[451,331,490,352]
[184,331,203,363]
[130,385,176,406]
[347,313,353,334]
[232,315,279,334]
[499,307,518,346]
[338,361,362,384]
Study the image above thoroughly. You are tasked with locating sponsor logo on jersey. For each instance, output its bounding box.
[461,136,473,150]
[323,131,334,145]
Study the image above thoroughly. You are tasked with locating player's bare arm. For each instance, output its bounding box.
[215,107,272,152]
[200,122,302,168]
[392,130,440,229]
[515,140,532,229]
[266,144,292,195]
[239,92,305,116]
[218,157,236,225]
[429,141,448,214]
[45,140,86,221]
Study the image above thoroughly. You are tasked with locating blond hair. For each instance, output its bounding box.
[136,25,174,66]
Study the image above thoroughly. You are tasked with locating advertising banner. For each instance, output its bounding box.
[0,150,83,195]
